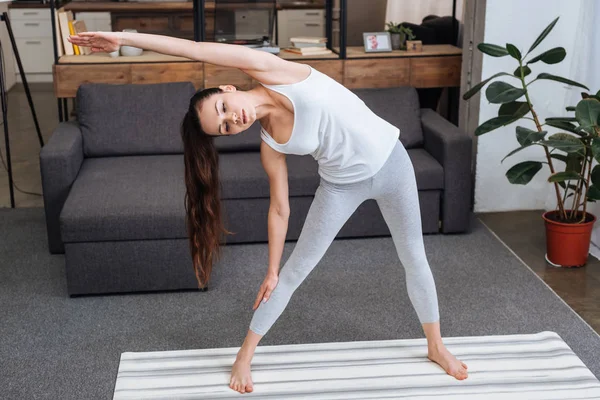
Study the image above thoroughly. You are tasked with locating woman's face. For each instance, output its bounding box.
[369,35,378,48]
[197,85,257,136]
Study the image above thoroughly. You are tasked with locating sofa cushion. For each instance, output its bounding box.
[214,121,262,152]
[59,153,319,242]
[351,87,424,149]
[76,82,196,157]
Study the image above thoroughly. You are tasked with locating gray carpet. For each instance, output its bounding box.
[1,208,599,400]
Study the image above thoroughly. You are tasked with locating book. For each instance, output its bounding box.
[73,20,92,55]
[288,46,328,53]
[53,7,65,57]
[57,11,74,56]
[68,21,80,55]
[291,42,326,49]
[289,36,327,44]
[284,48,332,56]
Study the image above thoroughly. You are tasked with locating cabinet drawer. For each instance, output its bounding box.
[113,16,170,32]
[73,12,111,22]
[10,9,50,21]
[94,21,113,32]
[12,20,52,38]
[286,9,324,22]
[15,38,54,73]
[288,19,324,39]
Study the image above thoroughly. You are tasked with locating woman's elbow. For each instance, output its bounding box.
[272,204,290,219]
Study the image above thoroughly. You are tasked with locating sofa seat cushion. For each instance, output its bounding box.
[60,148,442,243]
[60,153,320,242]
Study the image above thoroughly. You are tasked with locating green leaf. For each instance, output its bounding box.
[548,171,583,183]
[516,126,547,146]
[506,43,522,60]
[514,66,532,78]
[506,161,543,184]
[478,43,509,57]
[536,73,589,90]
[551,153,568,163]
[575,98,600,134]
[527,17,559,54]
[592,165,600,187]
[462,72,513,100]
[545,120,586,136]
[541,136,585,153]
[527,47,566,64]
[499,101,530,118]
[474,116,516,136]
[485,81,526,104]
[546,117,578,122]
[565,152,583,173]
[587,185,600,201]
[591,138,600,163]
[566,106,576,112]
[502,143,535,163]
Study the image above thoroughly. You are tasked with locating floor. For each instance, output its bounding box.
[1,86,599,335]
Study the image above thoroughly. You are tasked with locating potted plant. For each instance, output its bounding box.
[462,16,600,268]
[386,22,416,50]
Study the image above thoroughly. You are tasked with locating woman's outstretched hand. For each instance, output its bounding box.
[68,32,122,53]
[253,273,278,311]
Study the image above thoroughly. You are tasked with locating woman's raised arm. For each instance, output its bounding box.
[68,31,308,84]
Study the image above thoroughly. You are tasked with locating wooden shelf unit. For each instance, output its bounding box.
[53,45,462,98]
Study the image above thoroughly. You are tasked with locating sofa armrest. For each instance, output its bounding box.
[421,108,472,233]
[39,122,84,253]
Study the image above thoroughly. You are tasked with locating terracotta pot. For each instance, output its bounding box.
[542,210,596,267]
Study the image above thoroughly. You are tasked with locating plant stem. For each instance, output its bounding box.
[518,60,566,220]
[582,151,593,222]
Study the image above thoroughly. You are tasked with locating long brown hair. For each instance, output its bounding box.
[181,87,230,289]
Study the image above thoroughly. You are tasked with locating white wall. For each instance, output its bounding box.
[385,0,463,25]
[474,0,589,212]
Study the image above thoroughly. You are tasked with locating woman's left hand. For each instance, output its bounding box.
[253,274,279,310]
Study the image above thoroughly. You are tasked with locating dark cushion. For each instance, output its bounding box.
[214,121,262,152]
[76,82,196,157]
[60,153,319,242]
[352,87,424,149]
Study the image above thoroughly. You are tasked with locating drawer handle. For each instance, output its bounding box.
[23,12,39,16]
[305,23,320,27]
[305,12,320,16]
[24,23,40,27]
[25,41,41,45]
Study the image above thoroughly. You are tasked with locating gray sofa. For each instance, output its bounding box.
[40,81,472,296]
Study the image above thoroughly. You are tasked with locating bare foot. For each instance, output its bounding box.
[427,344,468,380]
[229,357,254,394]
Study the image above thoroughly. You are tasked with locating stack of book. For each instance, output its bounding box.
[284,37,332,56]
[55,8,91,57]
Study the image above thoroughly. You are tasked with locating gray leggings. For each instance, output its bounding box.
[249,141,440,336]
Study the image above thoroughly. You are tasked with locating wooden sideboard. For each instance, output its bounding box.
[53,44,462,98]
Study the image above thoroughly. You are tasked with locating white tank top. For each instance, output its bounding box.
[260,66,400,185]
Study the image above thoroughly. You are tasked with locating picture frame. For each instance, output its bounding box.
[363,32,392,53]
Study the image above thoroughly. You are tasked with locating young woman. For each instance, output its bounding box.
[69,31,468,394]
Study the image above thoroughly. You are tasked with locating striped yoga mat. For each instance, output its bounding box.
[113,331,600,399]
